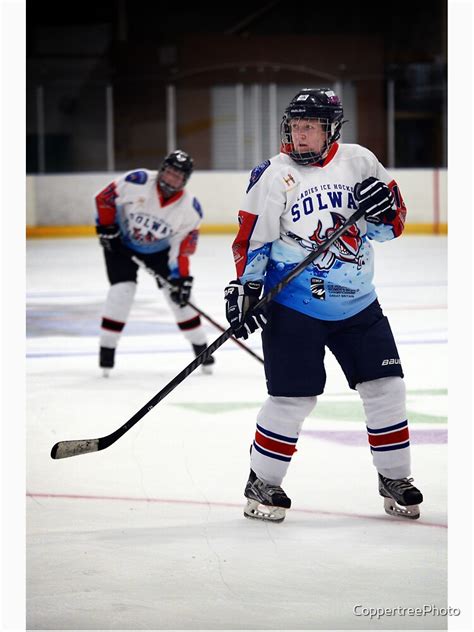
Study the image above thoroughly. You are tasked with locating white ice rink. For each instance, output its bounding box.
[22,233,462,630]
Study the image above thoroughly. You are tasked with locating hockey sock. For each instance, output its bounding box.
[100,281,137,348]
[251,395,317,485]
[356,376,411,479]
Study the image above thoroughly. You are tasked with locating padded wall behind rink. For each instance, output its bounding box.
[26,169,447,237]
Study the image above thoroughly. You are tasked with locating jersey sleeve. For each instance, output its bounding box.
[94,170,150,226]
[167,196,203,278]
[231,160,285,283]
[94,180,118,225]
[366,160,407,242]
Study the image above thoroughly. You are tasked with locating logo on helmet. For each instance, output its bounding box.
[323,91,341,105]
[174,150,188,163]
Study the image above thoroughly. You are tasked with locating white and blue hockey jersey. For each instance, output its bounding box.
[95,169,203,277]
[232,143,407,320]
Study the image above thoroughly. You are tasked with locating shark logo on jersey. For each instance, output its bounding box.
[309,212,362,270]
[286,212,362,271]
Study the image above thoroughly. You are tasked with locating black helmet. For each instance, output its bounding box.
[280,88,345,165]
[158,149,194,195]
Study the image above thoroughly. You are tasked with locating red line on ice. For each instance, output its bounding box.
[26,491,447,529]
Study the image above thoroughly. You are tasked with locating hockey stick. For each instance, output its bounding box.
[129,255,264,365]
[51,206,364,460]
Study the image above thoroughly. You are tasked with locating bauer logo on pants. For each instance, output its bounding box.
[310,278,325,300]
[381,358,401,366]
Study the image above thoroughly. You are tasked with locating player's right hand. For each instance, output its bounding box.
[96,223,122,253]
[224,280,267,340]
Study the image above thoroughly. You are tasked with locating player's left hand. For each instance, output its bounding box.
[354,177,395,224]
[168,275,193,306]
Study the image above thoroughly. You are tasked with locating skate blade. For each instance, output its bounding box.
[201,364,213,375]
[244,499,286,523]
[383,496,420,520]
[102,368,112,378]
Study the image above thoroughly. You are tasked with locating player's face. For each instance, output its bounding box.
[289,118,327,154]
[159,166,185,190]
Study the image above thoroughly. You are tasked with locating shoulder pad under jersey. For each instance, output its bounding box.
[124,170,148,185]
[246,159,271,193]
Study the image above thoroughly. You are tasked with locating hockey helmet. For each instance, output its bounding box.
[158,149,194,196]
[280,88,345,165]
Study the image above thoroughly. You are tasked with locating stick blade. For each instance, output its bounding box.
[50,438,100,459]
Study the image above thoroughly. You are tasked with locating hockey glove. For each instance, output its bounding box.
[96,223,122,253]
[224,280,267,340]
[168,275,193,307]
[354,177,396,225]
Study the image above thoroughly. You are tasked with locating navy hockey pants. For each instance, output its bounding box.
[103,247,170,287]
[261,299,403,397]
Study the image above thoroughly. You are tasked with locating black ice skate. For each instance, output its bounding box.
[100,346,115,377]
[192,343,215,375]
[378,474,423,520]
[244,470,291,523]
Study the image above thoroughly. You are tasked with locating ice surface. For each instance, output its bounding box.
[25,235,453,630]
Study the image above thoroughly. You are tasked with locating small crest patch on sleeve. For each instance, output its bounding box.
[192,197,203,218]
[125,170,148,185]
[246,160,271,193]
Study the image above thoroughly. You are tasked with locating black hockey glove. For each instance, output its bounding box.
[168,275,193,307]
[224,280,267,340]
[96,223,122,253]
[354,177,396,225]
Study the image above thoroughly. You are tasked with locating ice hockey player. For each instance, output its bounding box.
[224,88,423,523]
[95,149,214,376]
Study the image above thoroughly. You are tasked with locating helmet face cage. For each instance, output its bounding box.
[280,116,343,165]
[158,149,194,195]
[280,88,344,165]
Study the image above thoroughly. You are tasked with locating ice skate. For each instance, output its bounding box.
[243,470,291,523]
[100,346,115,377]
[192,343,215,375]
[378,473,423,520]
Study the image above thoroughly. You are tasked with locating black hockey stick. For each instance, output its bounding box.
[51,206,364,460]
[129,255,264,365]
